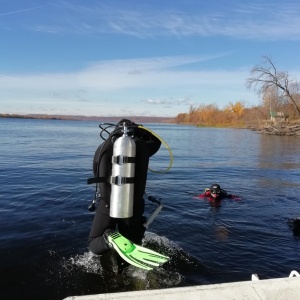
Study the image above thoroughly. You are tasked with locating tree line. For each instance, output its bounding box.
[175,56,300,127]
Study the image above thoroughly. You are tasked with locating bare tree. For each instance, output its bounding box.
[246,56,300,116]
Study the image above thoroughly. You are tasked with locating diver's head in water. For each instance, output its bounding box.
[210,184,221,199]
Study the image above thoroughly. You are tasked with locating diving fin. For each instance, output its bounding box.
[107,232,169,270]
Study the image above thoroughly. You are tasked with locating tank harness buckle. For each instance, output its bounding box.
[112,155,135,165]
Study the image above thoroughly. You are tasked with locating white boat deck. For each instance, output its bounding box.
[64,271,300,300]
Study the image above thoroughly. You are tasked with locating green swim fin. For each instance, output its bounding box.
[107,232,169,270]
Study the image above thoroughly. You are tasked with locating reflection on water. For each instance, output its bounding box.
[257,134,300,189]
[258,134,300,170]
[214,225,230,241]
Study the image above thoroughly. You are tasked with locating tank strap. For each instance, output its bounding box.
[112,155,135,164]
[87,175,135,185]
[87,176,108,185]
[110,176,135,186]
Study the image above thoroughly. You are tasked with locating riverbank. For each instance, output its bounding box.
[248,122,300,136]
[2,113,300,135]
[0,113,174,124]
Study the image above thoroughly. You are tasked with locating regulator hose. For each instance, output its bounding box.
[138,125,173,173]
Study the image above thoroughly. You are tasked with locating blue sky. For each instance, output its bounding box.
[1,0,300,117]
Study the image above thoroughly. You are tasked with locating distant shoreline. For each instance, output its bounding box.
[0,113,175,124]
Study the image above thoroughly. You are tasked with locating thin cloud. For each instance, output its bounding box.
[146,98,194,106]
[86,53,232,73]
[0,54,256,116]
[0,54,244,91]
[146,99,172,105]
[19,1,300,41]
[0,5,48,17]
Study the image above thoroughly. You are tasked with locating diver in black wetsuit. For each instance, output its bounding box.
[88,119,161,256]
[288,217,300,236]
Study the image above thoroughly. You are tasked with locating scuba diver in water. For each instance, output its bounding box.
[198,183,239,206]
[288,217,300,236]
[87,119,169,271]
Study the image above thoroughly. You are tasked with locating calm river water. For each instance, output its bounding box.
[1,118,300,300]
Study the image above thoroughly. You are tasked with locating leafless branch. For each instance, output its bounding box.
[246,56,300,116]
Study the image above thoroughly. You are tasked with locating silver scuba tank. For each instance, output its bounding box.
[109,123,136,218]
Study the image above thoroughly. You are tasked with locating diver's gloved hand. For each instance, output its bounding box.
[103,229,115,250]
[107,232,169,270]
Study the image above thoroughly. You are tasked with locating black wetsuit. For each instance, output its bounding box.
[88,125,161,255]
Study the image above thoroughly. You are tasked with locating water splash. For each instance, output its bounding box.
[141,232,209,285]
[69,251,104,275]
[46,232,208,294]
